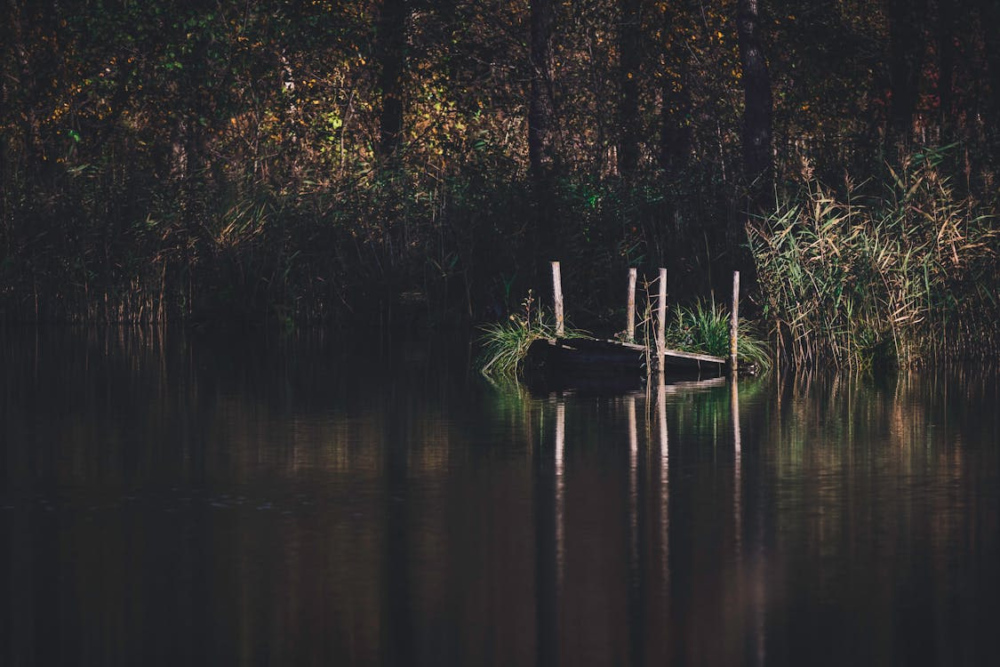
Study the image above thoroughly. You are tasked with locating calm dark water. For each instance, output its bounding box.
[2,327,998,667]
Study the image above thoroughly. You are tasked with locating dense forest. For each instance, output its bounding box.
[1,0,998,364]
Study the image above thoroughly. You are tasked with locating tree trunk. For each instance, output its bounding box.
[979,0,1000,148]
[376,0,408,160]
[888,0,926,146]
[736,0,773,189]
[529,0,557,185]
[936,0,955,133]
[659,3,691,181]
[0,0,17,234]
[619,0,641,181]
[660,74,691,180]
[528,0,559,269]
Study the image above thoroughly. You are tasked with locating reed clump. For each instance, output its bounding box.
[749,148,999,370]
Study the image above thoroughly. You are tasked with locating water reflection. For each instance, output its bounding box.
[555,398,566,588]
[1,328,999,666]
[628,394,639,587]
[658,380,670,587]
[733,373,743,557]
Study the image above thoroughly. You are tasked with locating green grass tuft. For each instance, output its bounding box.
[665,299,771,371]
[478,291,589,377]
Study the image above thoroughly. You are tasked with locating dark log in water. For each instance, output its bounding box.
[526,337,726,378]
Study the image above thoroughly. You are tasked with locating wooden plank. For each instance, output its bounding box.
[660,348,726,365]
[603,339,725,364]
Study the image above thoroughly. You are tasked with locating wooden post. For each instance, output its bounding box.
[730,270,740,372]
[552,261,564,338]
[626,268,637,342]
[657,268,667,373]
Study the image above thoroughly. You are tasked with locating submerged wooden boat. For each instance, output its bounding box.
[526,337,726,378]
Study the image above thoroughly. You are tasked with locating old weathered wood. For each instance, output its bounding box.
[552,261,564,337]
[523,261,730,382]
[657,268,667,373]
[626,268,637,342]
[730,270,740,371]
[527,337,725,376]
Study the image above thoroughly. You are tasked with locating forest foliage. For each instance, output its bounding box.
[1,0,998,364]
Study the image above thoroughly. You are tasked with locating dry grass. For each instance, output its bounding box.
[750,149,999,370]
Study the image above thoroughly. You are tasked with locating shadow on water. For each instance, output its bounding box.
[2,326,999,666]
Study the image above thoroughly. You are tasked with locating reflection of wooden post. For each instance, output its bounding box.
[552,261,564,338]
[658,377,669,582]
[657,268,667,373]
[555,399,566,586]
[627,395,638,570]
[626,268,637,342]
[730,270,740,373]
[731,373,742,555]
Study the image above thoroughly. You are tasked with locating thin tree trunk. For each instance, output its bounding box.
[619,0,641,181]
[736,0,773,190]
[936,0,955,133]
[529,0,559,268]
[529,0,557,184]
[979,0,1000,148]
[0,0,17,237]
[376,0,407,160]
[659,1,691,182]
[888,0,926,146]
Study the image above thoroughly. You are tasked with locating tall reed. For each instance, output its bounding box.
[749,148,999,370]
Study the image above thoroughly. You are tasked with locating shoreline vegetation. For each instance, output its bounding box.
[2,2,999,371]
[753,148,999,371]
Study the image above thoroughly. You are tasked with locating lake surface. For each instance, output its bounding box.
[2,327,998,666]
